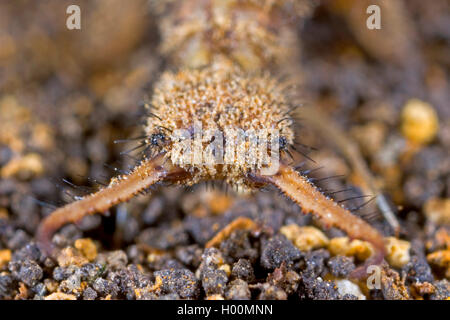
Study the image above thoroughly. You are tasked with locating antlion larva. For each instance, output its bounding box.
[37,0,386,279]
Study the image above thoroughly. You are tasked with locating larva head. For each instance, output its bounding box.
[144,62,295,191]
[155,0,314,71]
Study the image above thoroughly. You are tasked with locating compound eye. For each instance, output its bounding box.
[279,136,288,150]
[150,132,166,147]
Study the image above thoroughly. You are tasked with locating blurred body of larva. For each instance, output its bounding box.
[37,0,385,279]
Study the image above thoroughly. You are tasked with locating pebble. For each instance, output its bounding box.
[280,224,329,251]
[202,268,228,296]
[44,292,77,300]
[328,237,374,261]
[327,255,355,277]
[0,250,11,269]
[74,238,98,261]
[8,259,43,287]
[424,198,450,225]
[231,258,255,282]
[153,269,200,299]
[225,279,251,300]
[335,279,366,300]
[260,235,302,269]
[106,250,128,270]
[56,247,89,267]
[385,237,411,268]
[401,99,439,145]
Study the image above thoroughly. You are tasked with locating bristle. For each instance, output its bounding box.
[113,136,148,144]
[349,196,377,212]
[62,179,95,194]
[326,187,354,196]
[103,163,130,176]
[84,176,108,187]
[119,142,148,156]
[300,166,324,175]
[29,197,58,210]
[311,174,346,183]
[290,146,316,163]
[337,194,373,204]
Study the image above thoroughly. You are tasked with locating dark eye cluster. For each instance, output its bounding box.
[279,136,288,150]
[150,132,167,147]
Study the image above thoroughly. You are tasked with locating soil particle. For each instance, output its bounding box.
[43,278,58,294]
[141,197,164,225]
[402,255,434,284]
[219,229,258,263]
[0,146,13,166]
[267,264,301,295]
[52,225,82,248]
[199,248,230,295]
[380,268,411,300]
[411,281,436,298]
[0,273,16,299]
[44,292,77,300]
[7,230,31,251]
[257,208,285,233]
[385,237,411,268]
[146,253,185,271]
[225,279,251,300]
[120,215,140,243]
[8,259,43,287]
[427,250,450,278]
[184,216,222,245]
[400,99,439,145]
[138,225,189,250]
[163,258,185,270]
[404,177,444,208]
[32,282,46,298]
[82,286,98,300]
[260,235,302,270]
[430,280,450,300]
[126,245,146,265]
[105,250,128,270]
[327,255,355,278]
[201,269,229,296]
[80,263,106,284]
[206,217,257,249]
[200,247,226,268]
[175,245,203,269]
[56,247,89,267]
[111,265,151,299]
[74,238,97,261]
[59,268,82,296]
[328,237,373,262]
[298,271,342,300]
[280,225,329,251]
[153,269,200,299]
[426,227,450,252]
[424,198,450,225]
[231,258,255,282]
[53,265,79,282]
[93,277,120,298]
[302,249,330,277]
[335,280,365,300]
[10,194,40,233]
[11,242,42,263]
[256,283,288,300]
